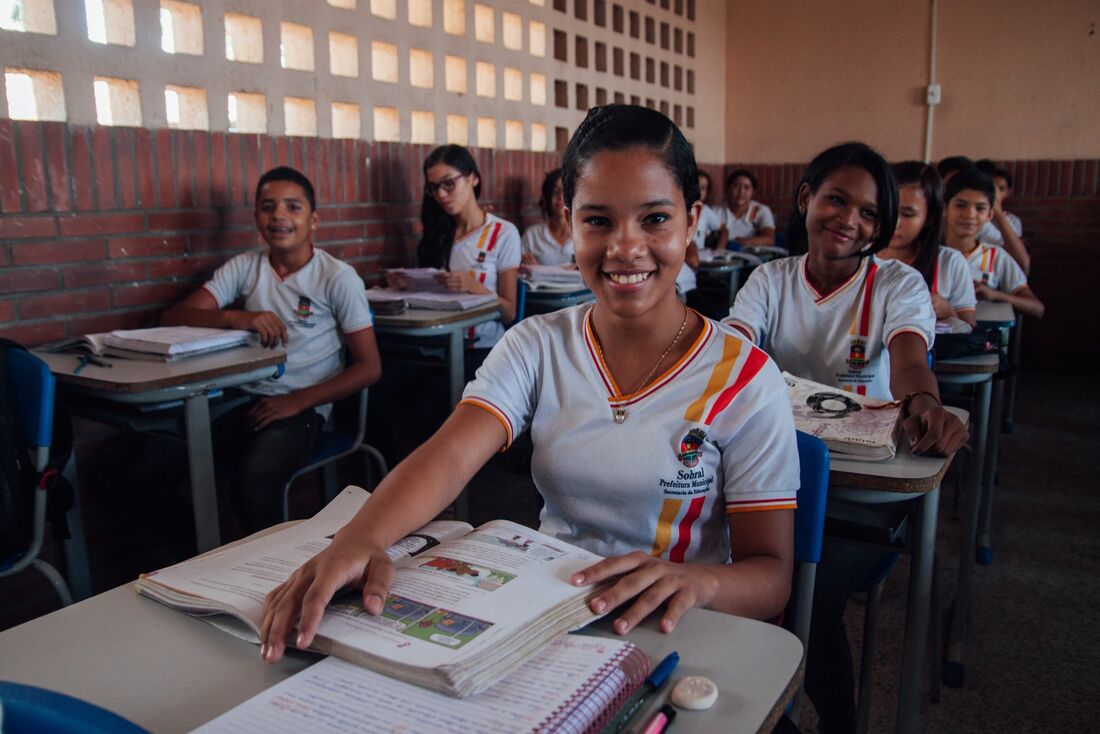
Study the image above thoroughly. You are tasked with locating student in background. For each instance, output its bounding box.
[942,168,1045,319]
[386,145,521,368]
[975,160,1030,273]
[727,143,967,734]
[260,105,800,664]
[162,166,382,533]
[936,155,973,184]
[716,169,776,249]
[691,170,723,250]
[879,161,977,327]
[521,168,574,266]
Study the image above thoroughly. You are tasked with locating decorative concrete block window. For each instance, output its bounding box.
[529,0,544,5]
[408,0,431,27]
[473,4,493,44]
[93,76,141,126]
[446,114,467,145]
[475,61,495,98]
[502,12,521,50]
[331,102,360,139]
[503,67,522,101]
[529,72,546,106]
[504,120,523,150]
[444,55,467,93]
[225,13,263,64]
[411,110,434,144]
[160,1,202,55]
[228,91,266,133]
[529,21,545,57]
[476,117,496,148]
[370,0,396,19]
[0,0,57,34]
[555,126,568,151]
[164,84,208,130]
[686,106,693,128]
[4,67,65,121]
[281,22,314,72]
[595,87,606,105]
[443,0,464,36]
[371,41,399,83]
[373,106,399,141]
[409,48,433,89]
[329,32,359,77]
[284,96,316,136]
[553,79,567,108]
[530,123,547,152]
[327,0,355,7]
[612,3,623,33]
[85,0,135,46]
[574,82,588,111]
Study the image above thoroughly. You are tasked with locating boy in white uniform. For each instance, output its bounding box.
[975,162,1029,273]
[461,306,798,563]
[163,167,381,532]
[717,169,776,249]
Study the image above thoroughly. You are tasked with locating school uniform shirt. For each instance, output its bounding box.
[521,221,575,265]
[449,213,522,348]
[203,248,374,418]
[726,255,935,400]
[933,247,977,314]
[718,201,776,243]
[691,203,724,248]
[961,241,1028,294]
[675,263,697,294]
[977,212,1022,248]
[460,306,799,564]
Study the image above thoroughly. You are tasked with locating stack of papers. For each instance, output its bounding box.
[523,264,585,287]
[53,327,254,362]
[368,286,497,312]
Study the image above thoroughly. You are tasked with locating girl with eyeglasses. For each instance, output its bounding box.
[387,145,521,362]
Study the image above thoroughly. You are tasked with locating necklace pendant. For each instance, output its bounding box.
[613,407,627,424]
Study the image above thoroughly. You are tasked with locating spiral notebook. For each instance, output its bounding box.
[192,635,649,734]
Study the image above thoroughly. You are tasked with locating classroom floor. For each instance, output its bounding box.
[2,370,1098,732]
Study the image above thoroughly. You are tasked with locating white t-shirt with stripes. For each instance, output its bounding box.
[933,246,977,314]
[449,213,522,348]
[460,306,799,565]
[959,241,1027,294]
[726,255,935,401]
[521,221,574,265]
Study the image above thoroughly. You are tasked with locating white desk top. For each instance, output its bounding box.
[0,584,802,734]
[975,301,1016,327]
[372,301,502,330]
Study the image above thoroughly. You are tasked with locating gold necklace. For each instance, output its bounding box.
[592,305,690,424]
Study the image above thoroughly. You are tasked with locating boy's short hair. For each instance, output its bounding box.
[726,168,758,190]
[255,166,317,211]
[993,168,1014,189]
[974,158,997,176]
[945,168,996,208]
[937,156,973,180]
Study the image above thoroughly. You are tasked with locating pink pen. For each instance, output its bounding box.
[639,704,677,734]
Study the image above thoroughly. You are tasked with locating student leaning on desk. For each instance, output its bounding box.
[260,105,801,664]
[161,166,382,533]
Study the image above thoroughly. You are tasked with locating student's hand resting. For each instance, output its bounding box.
[385,271,410,290]
[231,310,288,347]
[571,551,720,635]
[247,394,307,430]
[260,530,395,663]
[901,399,968,457]
[931,293,956,320]
[435,271,479,293]
[973,281,1001,302]
[521,252,539,266]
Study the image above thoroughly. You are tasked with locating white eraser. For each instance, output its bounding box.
[670,675,718,710]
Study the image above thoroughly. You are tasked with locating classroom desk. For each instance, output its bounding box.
[974,301,1016,329]
[0,580,804,734]
[35,347,286,560]
[827,405,968,734]
[523,284,595,316]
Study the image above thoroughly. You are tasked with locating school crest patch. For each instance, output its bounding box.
[295,296,313,323]
[677,428,707,468]
[477,251,487,264]
[846,337,867,371]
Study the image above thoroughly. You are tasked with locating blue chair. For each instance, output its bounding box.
[281,386,388,521]
[787,431,830,721]
[0,349,73,606]
[507,279,527,328]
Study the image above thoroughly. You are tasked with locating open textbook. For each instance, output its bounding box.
[193,635,649,734]
[135,487,613,698]
[51,326,254,361]
[367,286,499,311]
[783,372,902,461]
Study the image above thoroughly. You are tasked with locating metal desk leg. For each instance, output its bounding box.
[1002,318,1022,432]
[183,393,221,552]
[60,454,93,601]
[976,377,1006,566]
[944,377,991,688]
[897,485,940,734]
[447,328,470,522]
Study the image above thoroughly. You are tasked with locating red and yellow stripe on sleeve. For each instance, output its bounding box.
[457,396,514,449]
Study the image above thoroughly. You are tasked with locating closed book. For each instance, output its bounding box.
[103,327,253,356]
[783,372,901,461]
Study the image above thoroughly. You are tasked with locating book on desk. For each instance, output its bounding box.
[783,372,902,461]
[136,487,621,699]
[368,286,499,312]
[50,326,256,362]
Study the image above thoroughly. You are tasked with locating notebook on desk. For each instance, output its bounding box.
[51,327,255,362]
[193,635,649,734]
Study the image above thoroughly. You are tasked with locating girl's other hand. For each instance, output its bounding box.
[931,293,956,320]
[571,552,719,635]
[902,402,968,456]
[521,252,539,266]
[385,271,410,290]
[435,271,475,293]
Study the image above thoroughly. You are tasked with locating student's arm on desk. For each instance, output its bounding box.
[889,332,969,456]
[572,510,793,636]
[974,282,1045,319]
[436,267,519,323]
[259,404,505,663]
[162,287,288,347]
[932,294,977,327]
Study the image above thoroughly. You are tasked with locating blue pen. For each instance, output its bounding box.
[600,651,680,734]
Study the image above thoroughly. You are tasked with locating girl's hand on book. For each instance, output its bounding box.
[435,271,477,293]
[259,536,395,664]
[902,403,968,456]
[571,552,719,636]
[385,271,410,290]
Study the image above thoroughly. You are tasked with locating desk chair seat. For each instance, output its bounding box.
[0,348,73,607]
[282,387,388,522]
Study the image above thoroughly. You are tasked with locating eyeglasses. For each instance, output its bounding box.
[425,173,468,197]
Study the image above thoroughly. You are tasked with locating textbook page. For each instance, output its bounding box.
[312,520,604,670]
[193,635,637,734]
[136,487,471,637]
[104,326,254,355]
